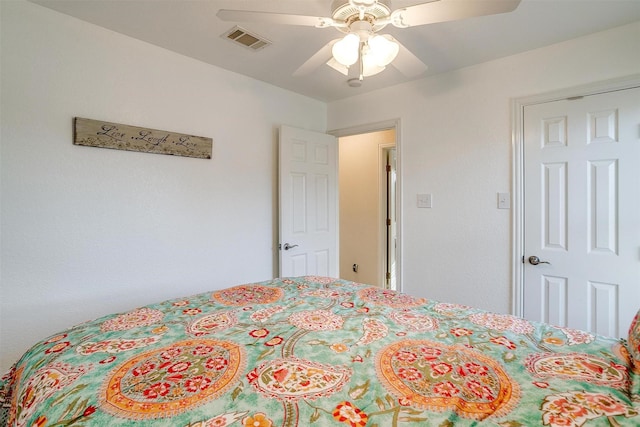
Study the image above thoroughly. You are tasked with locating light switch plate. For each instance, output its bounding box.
[417,193,432,208]
[498,192,510,209]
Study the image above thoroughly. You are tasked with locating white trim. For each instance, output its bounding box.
[379,142,396,289]
[329,119,399,138]
[511,74,640,317]
[329,119,403,291]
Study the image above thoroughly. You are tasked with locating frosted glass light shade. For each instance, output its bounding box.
[368,34,399,67]
[361,50,386,77]
[332,33,359,66]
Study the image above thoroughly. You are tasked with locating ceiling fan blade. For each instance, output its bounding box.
[391,0,521,28]
[293,39,340,77]
[390,38,428,77]
[217,9,337,28]
[326,58,350,76]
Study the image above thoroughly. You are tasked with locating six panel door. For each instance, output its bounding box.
[279,125,338,277]
[523,87,640,337]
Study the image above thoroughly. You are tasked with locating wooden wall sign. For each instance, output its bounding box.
[73,117,213,159]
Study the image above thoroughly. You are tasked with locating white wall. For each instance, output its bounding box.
[0,0,326,372]
[328,21,640,314]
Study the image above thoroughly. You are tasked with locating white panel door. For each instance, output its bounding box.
[523,86,640,337]
[279,125,338,277]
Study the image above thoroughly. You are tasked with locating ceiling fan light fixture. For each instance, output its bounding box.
[332,33,360,66]
[368,34,399,67]
[361,48,386,77]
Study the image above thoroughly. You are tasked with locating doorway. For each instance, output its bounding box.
[338,128,397,289]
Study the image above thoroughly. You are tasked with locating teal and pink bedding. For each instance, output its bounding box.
[1,276,638,426]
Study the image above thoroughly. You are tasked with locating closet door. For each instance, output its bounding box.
[522,86,640,337]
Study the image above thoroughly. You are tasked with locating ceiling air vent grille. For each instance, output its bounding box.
[223,26,271,51]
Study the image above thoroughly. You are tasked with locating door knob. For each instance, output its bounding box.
[283,243,298,251]
[528,255,551,265]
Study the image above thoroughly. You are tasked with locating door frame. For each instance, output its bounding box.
[380,143,396,289]
[329,118,403,291]
[511,74,640,317]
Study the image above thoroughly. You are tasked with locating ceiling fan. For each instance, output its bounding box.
[217,0,521,82]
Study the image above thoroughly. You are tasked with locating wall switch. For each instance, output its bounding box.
[417,193,432,208]
[498,192,510,209]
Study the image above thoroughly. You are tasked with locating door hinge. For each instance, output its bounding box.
[386,164,391,172]
[386,218,391,226]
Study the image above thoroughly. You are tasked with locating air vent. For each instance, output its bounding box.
[223,26,271,51]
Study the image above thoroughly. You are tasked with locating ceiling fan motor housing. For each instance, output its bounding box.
[331,0,392,33]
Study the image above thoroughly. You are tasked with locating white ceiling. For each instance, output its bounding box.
[30,0,640,102]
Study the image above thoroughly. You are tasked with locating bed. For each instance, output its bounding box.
[1,276,638,426]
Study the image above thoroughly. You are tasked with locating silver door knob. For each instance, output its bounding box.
[528,255,551,265]
[283,243,298,250]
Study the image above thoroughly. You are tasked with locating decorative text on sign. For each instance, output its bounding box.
[73,117,213,159]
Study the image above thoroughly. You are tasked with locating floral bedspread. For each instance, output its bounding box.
[1,276,638,426]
